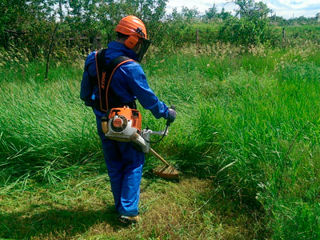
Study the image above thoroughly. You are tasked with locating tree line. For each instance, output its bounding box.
[1,0,319,61]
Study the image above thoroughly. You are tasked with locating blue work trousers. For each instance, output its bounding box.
[96,116,145,216]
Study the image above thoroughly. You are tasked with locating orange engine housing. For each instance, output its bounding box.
[108,107,142,131]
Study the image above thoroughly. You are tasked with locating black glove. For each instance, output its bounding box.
[166,106,176,125]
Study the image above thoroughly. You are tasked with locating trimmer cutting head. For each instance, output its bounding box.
[149,148,180,180]
[153,165,180,180]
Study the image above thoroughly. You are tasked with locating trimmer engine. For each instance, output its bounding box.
[102,106,141,140]
[101,106,149,152]
[101,106,168,153]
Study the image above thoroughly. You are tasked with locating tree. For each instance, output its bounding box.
[205,4,217,21]
[0,0,170,58]
[217,7,233,20]
[234,0,271,19]
[0,0,55,52]
[219,0,273,45]
[181,7,200,22]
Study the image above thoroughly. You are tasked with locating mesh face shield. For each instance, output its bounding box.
[136,38,151,62]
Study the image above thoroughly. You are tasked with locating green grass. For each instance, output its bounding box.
[0,176,265,239]
[284,25,320,44]
[1,43,320,239]
[0,61,100,186]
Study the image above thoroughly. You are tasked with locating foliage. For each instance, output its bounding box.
[167,7,200,23]
[235,0,271,18]
[1,0,319,58]
[217,8,233,21]
[219,0,273,45]
[204,4,218,21]
[0,0,168,59]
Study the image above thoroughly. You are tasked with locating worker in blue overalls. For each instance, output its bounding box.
[80,16,176,224]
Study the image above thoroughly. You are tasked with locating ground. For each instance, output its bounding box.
[0,169,265,240]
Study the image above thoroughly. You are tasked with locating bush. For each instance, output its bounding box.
[219,0,275,46]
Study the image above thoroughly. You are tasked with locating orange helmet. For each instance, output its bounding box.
[116,16,148,49]
[115,15,151,62]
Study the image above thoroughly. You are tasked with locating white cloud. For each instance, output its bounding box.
[275,0,319,9]
[166,0,320,18]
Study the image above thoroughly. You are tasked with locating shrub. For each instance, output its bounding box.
[219,0,275,45]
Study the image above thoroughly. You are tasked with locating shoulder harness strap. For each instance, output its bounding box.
[95,49,134,112]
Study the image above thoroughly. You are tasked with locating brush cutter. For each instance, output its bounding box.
[101,106,179,179]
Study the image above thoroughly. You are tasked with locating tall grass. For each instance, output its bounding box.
[1,43,320,238]
[144,46,320,238]
[0,61,101,187]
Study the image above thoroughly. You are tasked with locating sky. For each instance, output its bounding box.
[166,0,320,19]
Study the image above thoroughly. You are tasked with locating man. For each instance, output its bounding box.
[80,16,176,224]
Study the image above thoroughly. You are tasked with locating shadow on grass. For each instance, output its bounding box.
[0,205,125,239]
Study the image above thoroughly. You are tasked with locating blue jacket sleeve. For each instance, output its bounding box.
[121,62,169,119]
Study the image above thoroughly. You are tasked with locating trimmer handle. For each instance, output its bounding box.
[166,105,176,126]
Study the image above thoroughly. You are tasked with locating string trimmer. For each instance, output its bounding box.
[101,106,179,180]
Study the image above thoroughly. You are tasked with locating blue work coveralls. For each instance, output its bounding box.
[81,41,169,216]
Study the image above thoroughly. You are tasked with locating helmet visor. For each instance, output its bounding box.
[136,38,151,62]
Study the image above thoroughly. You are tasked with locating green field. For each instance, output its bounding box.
[1,42,320,239]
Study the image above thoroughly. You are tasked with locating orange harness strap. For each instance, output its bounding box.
[95,50,134,112]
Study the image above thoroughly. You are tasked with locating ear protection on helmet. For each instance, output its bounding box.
[124,35,139,49]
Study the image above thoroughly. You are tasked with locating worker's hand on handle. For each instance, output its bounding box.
[166,105,176,126]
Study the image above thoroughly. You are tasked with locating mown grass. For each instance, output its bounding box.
[1,42,320,239]
[0,176,264,239]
